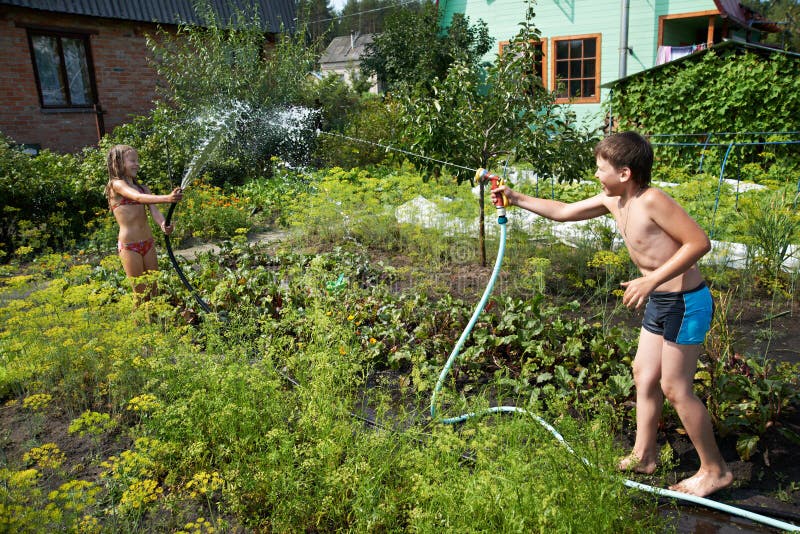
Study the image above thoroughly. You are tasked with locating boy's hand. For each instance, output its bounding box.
[490,184,514,206]
[620,276,657,309]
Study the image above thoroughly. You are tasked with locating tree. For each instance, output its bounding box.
[332,0,409,38]
[742,0,800,51]
[298,0,337,51]
[391,3,596,265]
[360,1,492,92]
[146,5,337,182]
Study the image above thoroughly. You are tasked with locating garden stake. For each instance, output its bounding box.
[430,167,800,533]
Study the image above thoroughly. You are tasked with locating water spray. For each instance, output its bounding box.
[164,107,244,314]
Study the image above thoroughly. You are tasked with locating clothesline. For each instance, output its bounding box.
[656,43,708,65]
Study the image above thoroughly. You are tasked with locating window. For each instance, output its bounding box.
[499,39,547,88]
[551,34,600,103]
[27,29,96,108]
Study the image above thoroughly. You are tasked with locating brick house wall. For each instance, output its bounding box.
[0,5,171,153]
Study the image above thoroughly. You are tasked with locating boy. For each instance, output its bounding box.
[490,131,733,497]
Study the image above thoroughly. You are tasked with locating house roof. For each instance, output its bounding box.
[602,38,800,88]
[320,33,374,66]
[0,0,295,33]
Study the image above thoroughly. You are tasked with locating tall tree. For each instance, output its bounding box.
[333,0,408,37]
[360,1,492,92]
[298,0,337,51]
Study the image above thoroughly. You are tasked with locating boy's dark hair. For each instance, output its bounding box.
[594,131,653,188]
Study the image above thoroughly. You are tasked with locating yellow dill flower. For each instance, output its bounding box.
[125,394,161,413]
[48,479,101,512]
[186,471,224,499]
[23,443,66,470]
[22,393,52,412]
[119,478,163,511]
[69,411,115,437]
[177,516,218,534]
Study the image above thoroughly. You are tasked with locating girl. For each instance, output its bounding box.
[105,145,183,297]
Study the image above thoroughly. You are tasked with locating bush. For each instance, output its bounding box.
[0,135,104,261]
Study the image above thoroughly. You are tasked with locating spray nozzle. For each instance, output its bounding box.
[476,169,509,221]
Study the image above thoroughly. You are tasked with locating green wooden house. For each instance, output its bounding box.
[438,0,778,128]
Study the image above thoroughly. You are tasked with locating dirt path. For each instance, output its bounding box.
[174,229,290,260]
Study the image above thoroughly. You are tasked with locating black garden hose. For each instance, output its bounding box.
[164,202,211,313]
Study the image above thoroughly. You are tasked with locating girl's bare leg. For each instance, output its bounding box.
[119,246,158,300]
[661,341,733,497]
[619,328,663,474]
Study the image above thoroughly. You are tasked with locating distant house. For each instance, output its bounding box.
[438,0,779,128]
[0,0,295,153]
[319,32,378,93]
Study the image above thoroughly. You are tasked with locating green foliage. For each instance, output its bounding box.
[360,1,493,92]
[701,290,800,460]
[740,189,800,282]
[0,135,104,260]
[389,3,598,263]
[2,161,799,528]
[147,4,316,111]
[1,241,667,532]
[609,49,800,169]
[332,0,411,38]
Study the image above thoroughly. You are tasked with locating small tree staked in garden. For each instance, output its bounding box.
[392,3,596,265]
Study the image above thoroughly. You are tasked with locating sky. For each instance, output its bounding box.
[330,0,347,12]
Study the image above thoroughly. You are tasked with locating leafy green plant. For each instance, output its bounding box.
[700,288,800,460]
[609,50,800,171]
[741,189,800,286]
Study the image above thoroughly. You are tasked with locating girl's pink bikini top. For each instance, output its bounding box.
[110,183,145,211]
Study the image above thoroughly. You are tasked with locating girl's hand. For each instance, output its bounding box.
[167,187,183,203]
[161,221,174,235]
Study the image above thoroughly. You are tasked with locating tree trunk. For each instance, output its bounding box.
[478,180,486,267]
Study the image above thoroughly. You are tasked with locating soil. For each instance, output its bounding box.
[2,230,798,533]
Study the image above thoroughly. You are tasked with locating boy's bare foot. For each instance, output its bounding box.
[618,454,657,475]
[669,468,734,497]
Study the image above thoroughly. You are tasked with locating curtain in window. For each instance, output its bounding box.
[31,33,93,107]
[62,38,92,106]
[32,35,68,106]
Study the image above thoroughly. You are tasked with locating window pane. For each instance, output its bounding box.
[556,41,568,59]
[32,35,67,106]
[556,60,568,78]
[570,59,581,78]
[62,38,92,106]
[570,40,582,58]
[570,80,581,97]
[584,59,596,77]
[584,38,596,57]
[583,79,595,97]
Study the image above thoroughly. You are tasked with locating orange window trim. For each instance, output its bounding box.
[550,33,601,104]
[657,9,720,47]
[498,38,548,89]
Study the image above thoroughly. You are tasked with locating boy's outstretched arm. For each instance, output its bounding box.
[492,185,609,222]
[620,189,711,308]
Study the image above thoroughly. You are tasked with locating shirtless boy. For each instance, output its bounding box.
[490,131,733,497]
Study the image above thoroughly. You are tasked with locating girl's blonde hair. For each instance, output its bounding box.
[105,144,137,205]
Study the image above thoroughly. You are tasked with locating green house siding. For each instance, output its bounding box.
[439,0,723,127]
